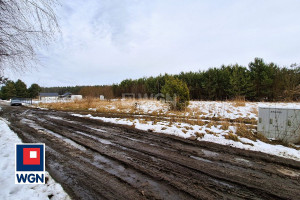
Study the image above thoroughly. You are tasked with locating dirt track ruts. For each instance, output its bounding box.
[1,104,300,200]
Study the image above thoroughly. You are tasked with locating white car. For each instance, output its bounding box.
[10,98,22,106]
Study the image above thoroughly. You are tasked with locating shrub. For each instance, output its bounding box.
[161,76,190,111]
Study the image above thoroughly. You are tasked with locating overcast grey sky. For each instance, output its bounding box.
[9,0,300,87]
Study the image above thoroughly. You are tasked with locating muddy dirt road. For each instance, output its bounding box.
[1,104,300,200]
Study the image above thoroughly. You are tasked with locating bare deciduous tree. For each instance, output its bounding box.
[0,0,59,74]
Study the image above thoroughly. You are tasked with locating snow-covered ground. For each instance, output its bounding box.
[72,113,300,161]
[0,118,70,200]
[187,101,300,119]
[36,99,300,120]
[31,99,300,161]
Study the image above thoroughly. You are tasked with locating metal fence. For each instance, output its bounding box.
[18,98,33,104]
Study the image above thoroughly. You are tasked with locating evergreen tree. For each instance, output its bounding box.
[0,77,8,85]
[161,76,190,110]
[31,58,300,102]
[28,83,41,98]
[249,58,276,100]
[279,65,300,101]
[145,76,159,94]
[176,71,205,100]
[202,68,219,100]
[15,79,28,98]
[228,64,253,98]
[1,81,16,99]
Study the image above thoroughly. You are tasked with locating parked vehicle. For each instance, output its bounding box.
[10,98,22,106]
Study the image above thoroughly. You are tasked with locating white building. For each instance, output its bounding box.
[71,95,82,100]
[39,93,59,102]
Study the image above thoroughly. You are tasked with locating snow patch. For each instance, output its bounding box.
[72,113,300,161]
[0,119,70,200]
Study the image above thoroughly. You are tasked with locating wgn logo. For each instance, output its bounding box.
[15,144,45,184]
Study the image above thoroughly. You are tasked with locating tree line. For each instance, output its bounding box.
[41,86,83,95]
[2,58,299,101]
[0,79,41,100]
[41,85,114,99]
[113,58,300,101]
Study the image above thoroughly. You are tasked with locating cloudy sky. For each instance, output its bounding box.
[9,0,300,87]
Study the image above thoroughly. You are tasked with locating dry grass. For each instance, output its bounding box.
[250,107,258,115]
[182,129,188,134]
[186,106,207,116]
[220,121,230,130]
[235,123,256,141]
[39,98,112,112]
[230,96,246,107]
[183,126,194,130]
[189,119,206,126]
[206,121,218,129]
[175,125,181,129]
[226,109,232,114]
[138,119,148,124]
[39,98,298,148]
[224,132,239,141]
[38,98,258,126]
[152,119,158,125]
[288,144,300,151]
[195,132,205,138]
[38,99,262,142]
[206,130,217,136]
[255,132,269,143]
[39,98,170,115]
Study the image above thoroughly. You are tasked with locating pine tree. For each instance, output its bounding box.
[1,81,16,99]
[161,76,189,110]
[28,83,41,98]
[228,64,252,99]
[249,58,276,100]
[15,79,28,98]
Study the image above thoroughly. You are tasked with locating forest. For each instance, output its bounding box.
[0,79,41,100]
[90,58,300,101]
[1,58,300,101]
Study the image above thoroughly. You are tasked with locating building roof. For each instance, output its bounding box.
[60,92,72,97]
[39,93,59,97]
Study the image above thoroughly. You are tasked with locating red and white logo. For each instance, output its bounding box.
[15,144,45,184]
[23,148,40,165]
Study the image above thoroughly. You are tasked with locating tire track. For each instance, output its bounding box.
[2,106,300,200]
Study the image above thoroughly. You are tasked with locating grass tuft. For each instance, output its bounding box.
[224,132,239,142]
[235,123,256,141]
[231,96,246,107]
[220,121,230,130]
[195,132,205,138]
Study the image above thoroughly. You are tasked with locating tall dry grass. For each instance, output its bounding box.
[224,132,239,141]
[235,123,256,141]
[230,96,246,107]
[37,98,258,128]
[38,98,168,114]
